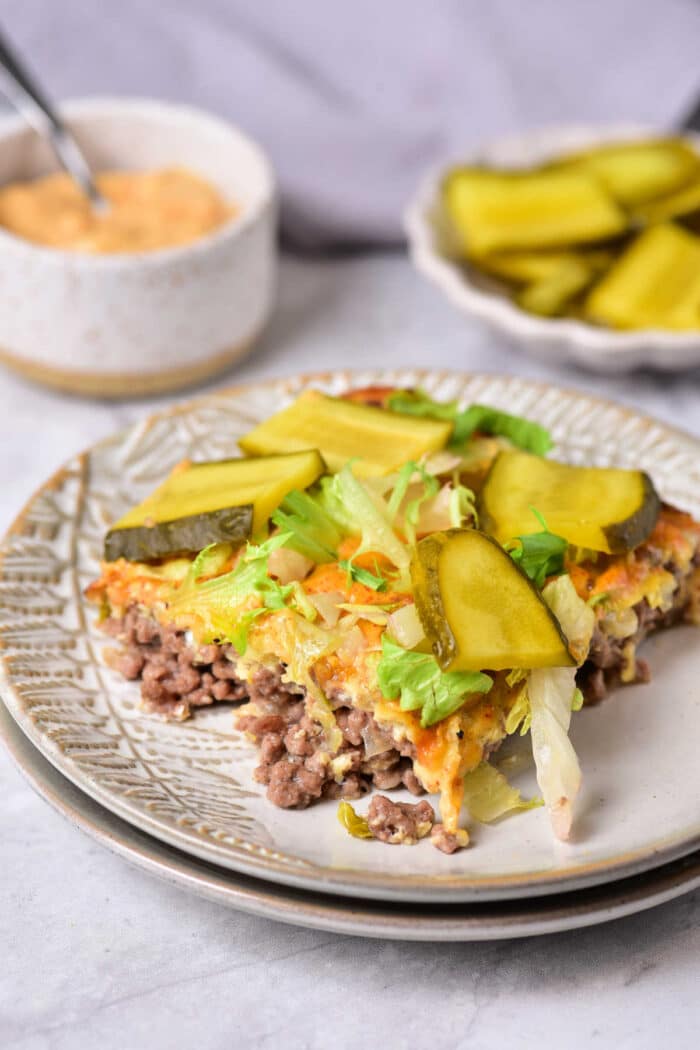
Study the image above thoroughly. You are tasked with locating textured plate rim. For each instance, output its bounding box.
[1,368,700,904]
[2,698,699,942]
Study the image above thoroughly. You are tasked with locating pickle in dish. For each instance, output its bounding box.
[443,135,700,331]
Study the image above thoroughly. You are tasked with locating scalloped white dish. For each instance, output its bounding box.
[404,125,700,373]
[1,369,700,904]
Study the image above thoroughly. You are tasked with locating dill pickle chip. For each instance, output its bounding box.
[585,223,700,331]
[478,450,660,555]
[557,138,699,207]
[411,528,573,673]
[516,257,598,317]
[477,248,612,286]
[634,179,700,226]
[105,450,325,561]
[443,167,627,257]
[239,390,452,476]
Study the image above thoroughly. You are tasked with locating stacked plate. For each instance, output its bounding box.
[1,370,699,940]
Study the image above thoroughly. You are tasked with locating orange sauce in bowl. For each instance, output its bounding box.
[0,167,235,253]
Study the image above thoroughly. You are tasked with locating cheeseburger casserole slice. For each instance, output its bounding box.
[87,387,700,852]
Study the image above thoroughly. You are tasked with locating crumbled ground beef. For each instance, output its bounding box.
[238,679,423,809]
[366,796,435,844]
[577,591,689,704]
[430,824,470,854]
[101,608,247,719]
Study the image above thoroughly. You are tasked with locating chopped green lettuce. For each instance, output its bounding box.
[189,542,235,580]
[386,460,440,545]
[271,489,341,563]
[542,573,595,665]
[168,533,297,653]
[453,404,552,454]
[338,558,387,591]
[501,575,595,840]
[504,684,531,735]
[387,389,553,455]
[506,508,567,588]
[449,483,478,528]
[527,665,582,841]
[377,635,492,728]
[462,762,542,823]
[322,465,410,580]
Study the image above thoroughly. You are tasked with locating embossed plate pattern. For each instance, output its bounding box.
[1,370,700,903]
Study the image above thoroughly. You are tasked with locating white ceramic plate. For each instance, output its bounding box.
[404,125,700,373]
[1,369,700,903]
[3,700,698,941]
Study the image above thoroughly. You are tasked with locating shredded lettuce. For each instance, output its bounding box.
[387,389,553,455]
[337,800,373,839]
[501,576,594,840]
[322,465,410,580]
[377,636,492,728]
[453,404,552,454]
[506,508,568,588]
[252,609,342,752]
[188,542,234,580]
[542,573,595,665]
[386,461,440,545]
[168,533,297,653]
[462,762,542,823]
[504,684,531,735]
[388,389,458,424]
[338,558,387,592]
[271,489,341,563]
[528,666,582,841]
[449,483,478,528]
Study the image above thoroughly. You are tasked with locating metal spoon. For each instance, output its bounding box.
[0,26,107,210]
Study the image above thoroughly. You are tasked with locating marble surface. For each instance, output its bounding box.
[1,254,699,1049]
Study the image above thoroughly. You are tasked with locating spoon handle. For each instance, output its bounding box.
[0,27,104,206]
[680,92,700,132]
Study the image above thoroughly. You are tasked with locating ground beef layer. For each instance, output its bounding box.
[102,568,697,810]
[238,667,424,808]
[578,580,698,704]
[102,607,248,720]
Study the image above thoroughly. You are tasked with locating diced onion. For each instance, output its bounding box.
[600,607,638,640]
[268,548,314,584]
[421,450,463,475]
[307,590,345,627]
[337,625,367,660]
[360,720,393,759]
[414,483,453,535]
[387,603,425,648]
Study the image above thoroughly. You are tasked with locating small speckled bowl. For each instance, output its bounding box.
[0,97,277,397]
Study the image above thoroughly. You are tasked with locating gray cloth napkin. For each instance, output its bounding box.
[3,0,699,249]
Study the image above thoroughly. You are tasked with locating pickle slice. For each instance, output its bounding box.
[634,179,700,226]
[478,450,660,555]
[444,168,627,257]
[477,248,612,285]
[557,138,699,207]
[411,529,573,672]
[105,450,325,561]
[585,223,700,331]
[239,390,452,476]
[516,257,597,317]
